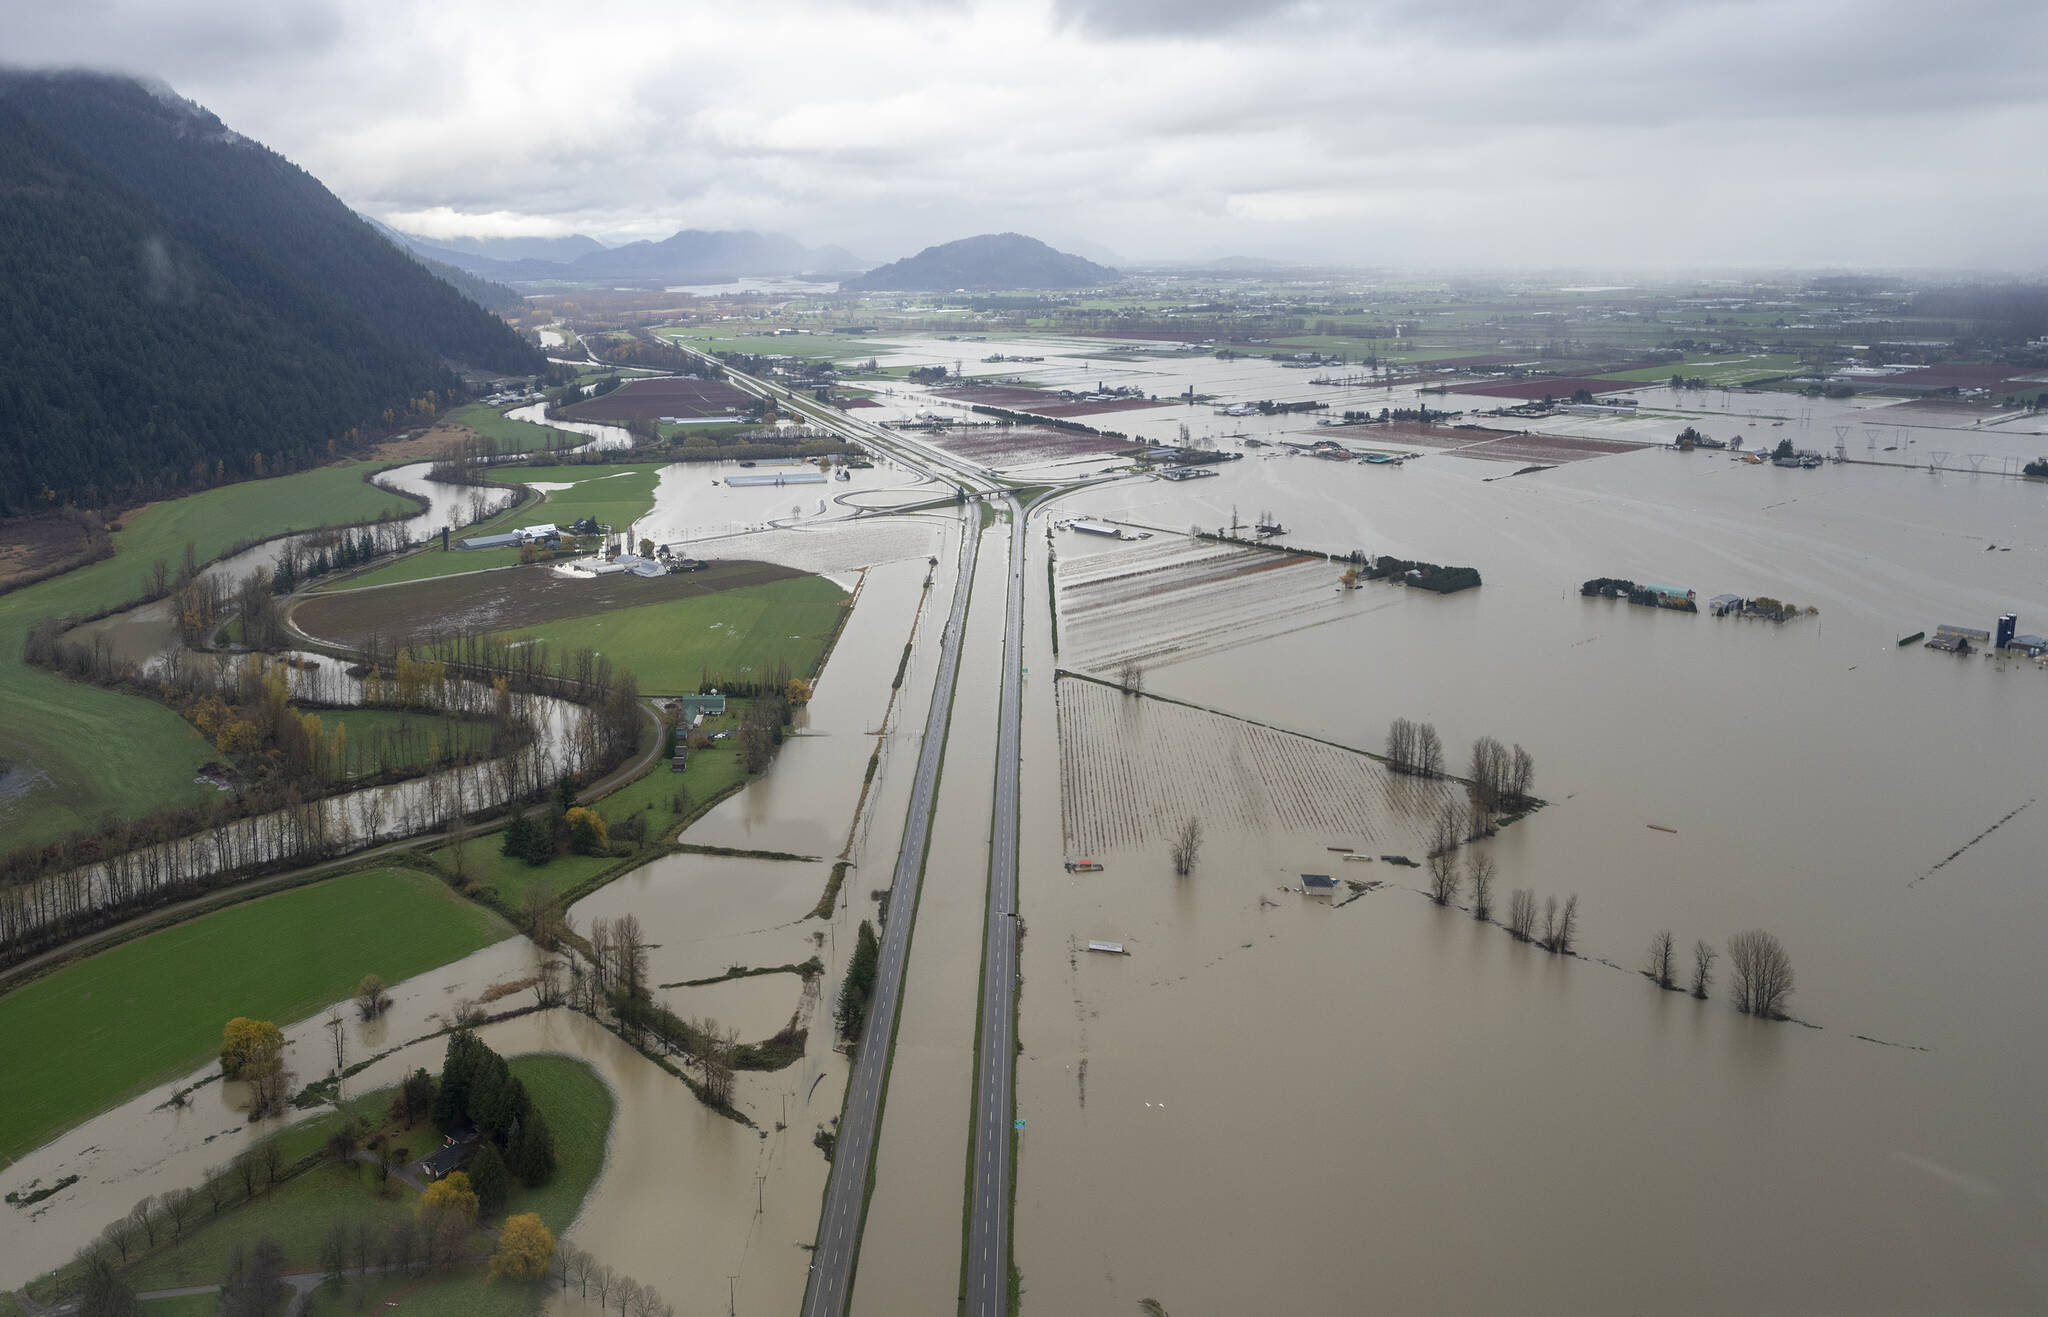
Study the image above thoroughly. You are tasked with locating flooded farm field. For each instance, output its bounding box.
[1004,379,2048,1313]
[1056,675,1456,859]
[1054,536,1374,676]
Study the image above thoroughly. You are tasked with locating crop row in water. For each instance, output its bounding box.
[1055,675,1456,858]
[1056,538,1369,675]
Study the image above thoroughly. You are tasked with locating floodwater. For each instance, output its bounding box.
[506,402,634,454]
[853,519,1011,1317]
[995,354,2048,1313]
[0,934,545,1287]
[0,518,960,1308]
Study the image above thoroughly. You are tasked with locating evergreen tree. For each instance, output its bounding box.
[509,1108,557,1187]
[433,1031,479,1133]
[501,812,529,858]
[466,1141,513,1220]
[835,921,882,1040]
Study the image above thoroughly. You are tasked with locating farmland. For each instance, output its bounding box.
[656,328,884,363]
[560,376,752,421]
[1055,537,1367,675]
[325,463,666,591]
[0,866,510,1163]
[1595,353,1802,386]
[934,426,1131,465]
[493,574,848,693]
[443,401,585,453]
[0,463,422,848]
[294,559,808,649]
[1055,675,1455,860]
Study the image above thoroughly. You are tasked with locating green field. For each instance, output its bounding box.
[1597,353,1801,386]
[317,708,497,780]
[426,728,752,912]
[121,1055,609,1312]
[444,402,583,454]
[129,1160,430,1290]
[0,867,511,1163]
[496,575,846,693]
[330,464,666,592]
[0,464,422,849]
[658,328,885,363]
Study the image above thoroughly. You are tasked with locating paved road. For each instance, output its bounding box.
[964,496,1028,1317]
[800,505,982,1317]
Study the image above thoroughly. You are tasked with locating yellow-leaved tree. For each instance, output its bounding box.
[418,1171,479,1226]
[564,807,609,855]
[219,1018,283,1080]
[786,677,813,705]
[489,1212,554,1280]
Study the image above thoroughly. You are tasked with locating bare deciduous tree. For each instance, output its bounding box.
[1385,717,1418,773]
[1426,803,1463,905]
[1553,893,1579,955]
[129,1195,158,1247]
[1466,852,1496,921]
[356,974,391,1021]
[1116,660,1145,695]
[1507,744,1535,808]
[592,1264,616,1309]
[1645,929,1676,989]
[1691,939,1716,999]
[326,1010,347,1082]
[1727,929,1794,1019]
[1416,722,1444,779]
[1540,894,1559,949]
[163,1187,195,1238]
[533,958,563,1009]
[1468,736,1509,811]
[1505,888,1537,941]
[1169,815,1202,878]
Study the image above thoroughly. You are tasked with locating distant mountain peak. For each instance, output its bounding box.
[843,233,1117,292]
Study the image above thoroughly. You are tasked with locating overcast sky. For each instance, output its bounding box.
[8,0,2046,269]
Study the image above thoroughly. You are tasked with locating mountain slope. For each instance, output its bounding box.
[842,233,1117,291]
[392,225,855,283]
[413,232,607,264]
[0,71,539,376]
[0,72,544,513]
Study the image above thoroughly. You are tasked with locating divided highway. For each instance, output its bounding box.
[964,498,1029,1316]
[662,343,1031,1316]
[799,498,981,1317]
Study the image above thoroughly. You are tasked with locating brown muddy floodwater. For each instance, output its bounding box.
[1009,434,2048,1313]
[0,524,959,1313]
[854,518,1013,1317]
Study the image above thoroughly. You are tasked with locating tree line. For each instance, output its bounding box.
[1,629,635,964]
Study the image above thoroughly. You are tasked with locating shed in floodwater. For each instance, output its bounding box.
[1086,940,1127,955]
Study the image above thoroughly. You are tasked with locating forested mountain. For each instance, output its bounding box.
[0,71,544,514]
[842,233,1117,291]
[393,226,856,284]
